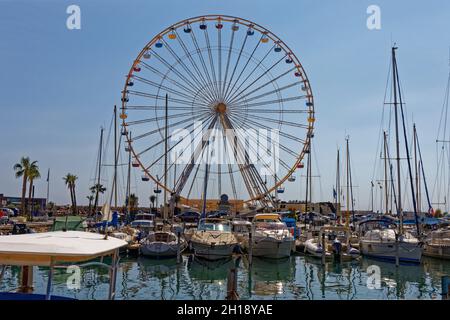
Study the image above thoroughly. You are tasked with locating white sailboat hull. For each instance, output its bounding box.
[359,240,422,263]
[140,241,183,258]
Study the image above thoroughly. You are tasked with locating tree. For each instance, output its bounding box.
[90,183,106,215]
[63,173,78,215]
[86,194,94,214]
[149,195,156,209]
[128,193,138,212]
[27,165,41,219]
[13,157,38,216]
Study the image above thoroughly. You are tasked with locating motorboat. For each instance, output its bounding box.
[140,230,186,258]
[230,219,252,249]
[304,226,360,261]
[423,227,450,260]
[130,213,155,234]
[250,214,294,259]
[190,218,238,260]
[358,219,422,264]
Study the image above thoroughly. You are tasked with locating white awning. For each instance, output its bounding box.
[0,231,127,266]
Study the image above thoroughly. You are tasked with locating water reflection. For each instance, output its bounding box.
[1,253,448,300]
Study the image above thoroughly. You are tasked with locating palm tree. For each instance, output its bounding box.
[63,173,78,215]
[27,165,41,219]
[149,195,156,209]
[86,195,94,214]
[13,157,38,216]
[90,183,106,215]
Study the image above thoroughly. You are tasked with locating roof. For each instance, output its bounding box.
[0,231,127,266]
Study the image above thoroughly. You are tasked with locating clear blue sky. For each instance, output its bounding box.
[0,0,449,210]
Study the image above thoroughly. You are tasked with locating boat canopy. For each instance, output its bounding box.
[254,213,280,222]
[0,231,127,267]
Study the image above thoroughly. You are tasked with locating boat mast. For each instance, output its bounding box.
[94,127,104,216]
[304,142,311,223]
[336,149,341,221]
[345,137,350,227]
[114,105,118,209]
[126,132,132,219]
[392,46,403,234]
[163,94,169,220]
[383,131,389,215]
[414,124,420,213]
[394,47,420,237]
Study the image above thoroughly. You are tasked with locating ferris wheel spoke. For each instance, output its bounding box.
[225,47,276,105]
[223,34,264,103]
[157,115,218,189]
[222,33,249,101]
[226,122,277,179]
[231,95,307,109]
[227,54,285,104]
[149,49,214,104]
[218,27,222,100]
[227,114,291,173]
[242,109,309,114]
[173,28,217,102]
[132,116,206,141]
[228,70,299,107]
[140,61,211,105]
[160,37,217,104]
[131,74,205,103]
[125,105,199,111]
[249,113,309,129]
[221,114,272,203]
[125,111,196,127]
[144,114,216,170]
[189,28,220,103]
[221,28,236,99]
[203,27,221,102]
[127,90,208,109]
[175,116,219,195]
[229,114,306,144]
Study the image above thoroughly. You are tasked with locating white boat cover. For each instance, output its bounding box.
[0,231,127,266]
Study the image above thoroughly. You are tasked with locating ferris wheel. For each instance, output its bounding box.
[120,15,315,207]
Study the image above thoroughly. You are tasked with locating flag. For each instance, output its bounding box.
[46,168,50,182]
[333,188,337,200]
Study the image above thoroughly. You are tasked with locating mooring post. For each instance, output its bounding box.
[19,265,34,293]
[248,230,253,267]
[177,230,182,264]
[226,268,239,300]
[395,238,399,267]
[321,233,326,266]
[442,276,449,300]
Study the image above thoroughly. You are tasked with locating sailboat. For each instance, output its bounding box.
[359,46,423,264]
[140,230,187,258]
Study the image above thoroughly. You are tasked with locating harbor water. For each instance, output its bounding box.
[1,254,448,300]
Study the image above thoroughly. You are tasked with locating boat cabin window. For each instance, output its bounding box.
[135,214,154,221]
[255,221,286,230]
[199,222,231,232]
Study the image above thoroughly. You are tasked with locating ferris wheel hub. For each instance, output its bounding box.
[215,102,227,114]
